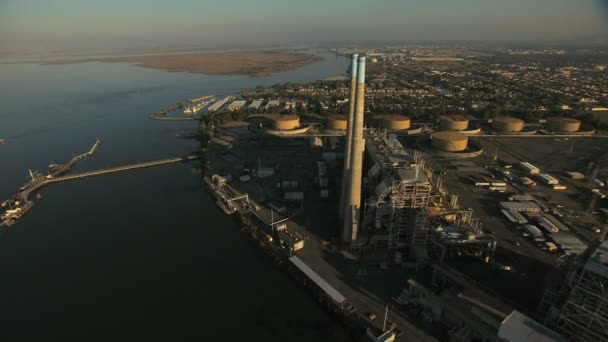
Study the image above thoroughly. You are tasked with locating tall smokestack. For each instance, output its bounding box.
[342,56,366,244]
[339,54,359,219]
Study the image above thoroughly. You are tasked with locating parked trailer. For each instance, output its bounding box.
[522,224,543,238]
[537,216,559,234]
[520,162,540,174]
[545,242,558,253]
[501,210,528,224]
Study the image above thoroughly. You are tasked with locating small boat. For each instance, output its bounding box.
[0,139,5,144]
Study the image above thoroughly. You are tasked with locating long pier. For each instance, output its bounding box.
[2,154,199,228]
[48,155,197,183]
[21,155,198,202]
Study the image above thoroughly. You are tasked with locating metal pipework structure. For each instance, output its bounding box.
[339,54,359,219]
[342,56,366,244]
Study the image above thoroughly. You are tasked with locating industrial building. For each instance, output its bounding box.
[439,114,469,131]
[288,256,346,308]
[398,264,565,342]
[341,55,366,245]
[540,241,608,341]
[492,117,525,132]
[278,230,305,253]
[362,131,433,250]
[338,55,489,258]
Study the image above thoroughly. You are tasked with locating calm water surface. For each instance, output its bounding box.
[0,52,353,340]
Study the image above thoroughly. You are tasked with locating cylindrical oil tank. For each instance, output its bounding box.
[547,117,581,132]
[327,114,347,130]
[383,115,411,130]
[439,115,469,131]
[273,114,300,130]
[492,116,524,132]
[431,132,469,152]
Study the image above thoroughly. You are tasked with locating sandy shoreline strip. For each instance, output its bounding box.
[14,50,324,77]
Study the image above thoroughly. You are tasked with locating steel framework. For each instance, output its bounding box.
[541,244,608,342]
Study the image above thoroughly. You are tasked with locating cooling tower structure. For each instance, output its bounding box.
[383,115,411,130]
[342,56,366,245]
[439,115,469,131]
[431,132,469,152]
[327,115,348,131]
[547,117,581,133]
[492,116,525,132]
[273,115,300,130]
[339,54,358,219]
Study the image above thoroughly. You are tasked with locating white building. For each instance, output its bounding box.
[284,101,296,111]
[227,100,246,111]
[208,96,234,112]
[265,100,280,110]
[539,173,559,185]
[248,99,263,110]
[520,162,540,174]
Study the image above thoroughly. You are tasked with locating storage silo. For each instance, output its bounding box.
[273,115,300,130]
[327,114,348,130]
[383,115,411,130]
[492,116,525,132]
[439,115,469,131]
[431,132,469,152]
[547,117,581,132]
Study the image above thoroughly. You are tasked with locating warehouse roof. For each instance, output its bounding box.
[584,241,608,278]
[500,201,541,211]
[548,233,588,255]
[499,310,567,342]
[289,256,346,304]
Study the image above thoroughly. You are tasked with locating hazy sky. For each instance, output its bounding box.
[1,0,607,53]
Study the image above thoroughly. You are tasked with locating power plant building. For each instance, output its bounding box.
[342,55,367,246]
[362,131,432,250]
